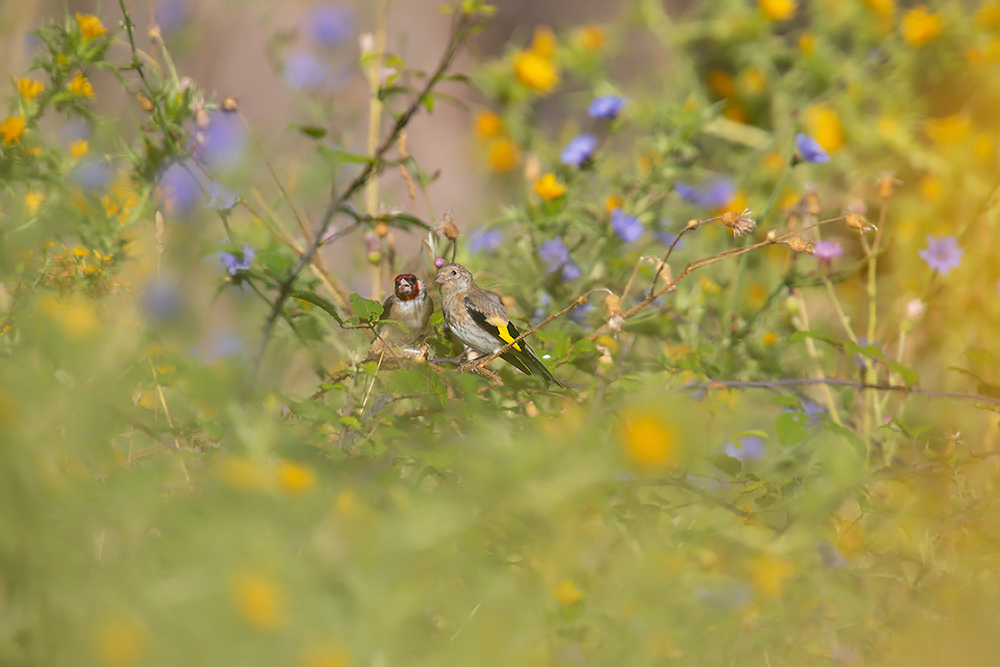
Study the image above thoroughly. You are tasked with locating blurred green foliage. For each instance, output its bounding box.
[3,1,1000,665]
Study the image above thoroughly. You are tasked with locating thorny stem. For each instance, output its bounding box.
[254,13,480,370]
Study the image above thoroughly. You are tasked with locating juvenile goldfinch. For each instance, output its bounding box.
[372,273,432,356]
[435,263,563,387]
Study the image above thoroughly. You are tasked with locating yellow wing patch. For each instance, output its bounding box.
[487,314,522,351]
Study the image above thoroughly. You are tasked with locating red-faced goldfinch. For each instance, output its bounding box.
[435,263,563,387]
[372,273,432,356]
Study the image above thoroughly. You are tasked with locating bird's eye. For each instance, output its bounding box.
[450,270,457,276]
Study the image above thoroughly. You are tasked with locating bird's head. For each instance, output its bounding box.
[393,274,423,301]
[434,263,473,292]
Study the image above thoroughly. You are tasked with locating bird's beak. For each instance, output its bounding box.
[434,274,446,285]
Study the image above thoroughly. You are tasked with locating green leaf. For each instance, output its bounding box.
[710,453,742,477]
[318,146,373,165]
[965,348,999,368]
[775,412,808,446]
[289,289,345,325]
[429,312,445,326]
[770,396,801,408]
[885,359,919,387]
[787,330,839,347]
[350,293,385,323]
[288,123,327,139]
[422,93,436,113]
[339,416,360,428]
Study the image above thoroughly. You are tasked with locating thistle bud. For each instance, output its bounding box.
[437,213,460,240]
[434,257,445,268]
[375,222,390,237]
[877,172,901,199]
[722,209,757,237]
[222,96,238,113]
[687,218,703,230]
[148,24,162,42]
[784,296,800,316]
[786,237,814,254]
[846,212,873,232]
[137,92,154,112]
[604,293,624,332]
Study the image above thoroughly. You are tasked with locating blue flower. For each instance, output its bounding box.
[611,209,644,243]
[204,181,239,211]
[218,244,255,275]
[155,0,191,32]
[919,235,963,276]
[158,162,201,216]
[197,111,246,169]
[675,177,734,207]
[854,337,883,369]
[71,157,111,191]
[304,5,352,47]
[283,51,328,91]
[538,236,581,281]
[560,134,597,167]
[198,331,245,363]
[570,301,593,324]
[724,436,766,462]
[142,280,181,320]
[800,400,826,425]
[796,132,829,164]
[467,228,503,253]
[588,95,626,120]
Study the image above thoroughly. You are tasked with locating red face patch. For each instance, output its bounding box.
[394,274,420,301]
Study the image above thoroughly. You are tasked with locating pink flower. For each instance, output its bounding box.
[813,240,843,262]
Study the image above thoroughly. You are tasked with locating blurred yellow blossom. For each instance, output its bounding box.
[862,0,896,30]
[722,102,748,124]
[69,71,94,98]
[760,0,796,21]
[620,411,678,467]
[706,68,735,99]
[965,38,1000,64]
[876,115,898,138]
[277,460,316,495]
[763,152,785,171]
[486,137,519,172]
[220,456,267,491]
[803,104,843,152]
[232,571,284,630]
[335,490,356,517]
[975,1,1000,29]
[901,6,942,46]
[835,521,865,557]
[605,194,624,213]
[798,31,816,54]
[530,26,556,58]
[919,175,942,201]
[974,133,994,162]
[302,646,352,667]
[700,276,722,295]
[924,114,971,145]
[17,78,44,101]
[577,25,605,51]
[76,13,107,39]
[552,578,583,605]
[514,51,559,94]
[96,616,147,667]
[741,67,766,95]
[70,139,90,160]
[747,282,767,310]
[534,173,565,200]
[25,191,45,214]
[1,115,26,144]
[474,110,503,138]
[748,555,794,597]
[43,295,99,339]
[762,332,779,346]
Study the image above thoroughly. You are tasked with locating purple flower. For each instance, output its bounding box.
[198,330,245,363]
[71,157,111,191]
[560,134,597,168]
[467,228,503,253]
[813,240,843,262]
[142,279,181,320]
[158,162,201,216]
[675,177,734,208]
[611,209,644,243]
[919,235,963,276]
[218,244,255,275]
[796,400,826,426]
[569,301,593,324]
[304,5,352,47]
[60,119,91,144]
[796,132,829,164]
[155,0,191,32]
[724,436,765,462]
[204,181,239,211]
[854,337,882,369]
[197,111,246,169]
[588,95,626,120]
[538,236,580,281]
[283,51,328,91]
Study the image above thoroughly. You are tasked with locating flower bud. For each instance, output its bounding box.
[137,92,154,112]
[766,229,777,242]
[434,257,445,268]
[604,293,624,332]
[786,237,814,254]
[784,296,800,316]
[375,222,389,237]
[845,212,872,232]
[686,219,702,230]
[222,96,238,113]
[437,213,460,240]
[367,251,381,264]
[877,172,901,199]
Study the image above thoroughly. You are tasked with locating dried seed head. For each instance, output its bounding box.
[375,222,390,237]
[148,24,162,42]
[877,172,902,199]
[222,96,238,113]
[604,293,624,332]
[845,212,875,233]
[686,218,703,230]
[523,154,542,183]
[786,237,814,254]
[723,209,757,237]
[805,184,821,216]
[655,261,675,291]
[766,229,778,242]
[137,92,154,112]
[437,213,460,240]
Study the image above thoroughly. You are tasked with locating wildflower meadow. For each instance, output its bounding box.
[3,0,1000,665]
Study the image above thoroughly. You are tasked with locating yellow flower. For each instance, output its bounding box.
[70,139,90,160]
[17,78,44,101]
[699,276,722,295]
[335,490,356,518]
[530,26,556,59]
[748,555,794,597]
[965,38,1000,64]
[803,104,843,152]
[763,152,785,171]
[96,616,147,667]
[514,51,559,94]
[721,102,748,124]
[901,6,942,46]
[740,67,766,96]
[232,571,283,630]
[533,173,565,200]
[974,133,994,162]
[706,68,736,99]
[919,175,942,202]
[798,31,816,54]
[876,115,898,138]
[76,13,107,39]
[835,521,864,557]
[486,136,519,172]
[746,282,767,310]
[277,460,316,495]
[863,0,896,17]
[219,456,267,491]
[924,114,971,146]
[620,411,678,467]
[762,332,779,346]
[976,0,1000,29]
[604,195,624,213]
[474,110,503,138]
[759,0,796,21]
[25,191,45,214]
[1,115,26,144]
[577,25,605,51]
[552,579,583,605]
[69,71,94,98]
